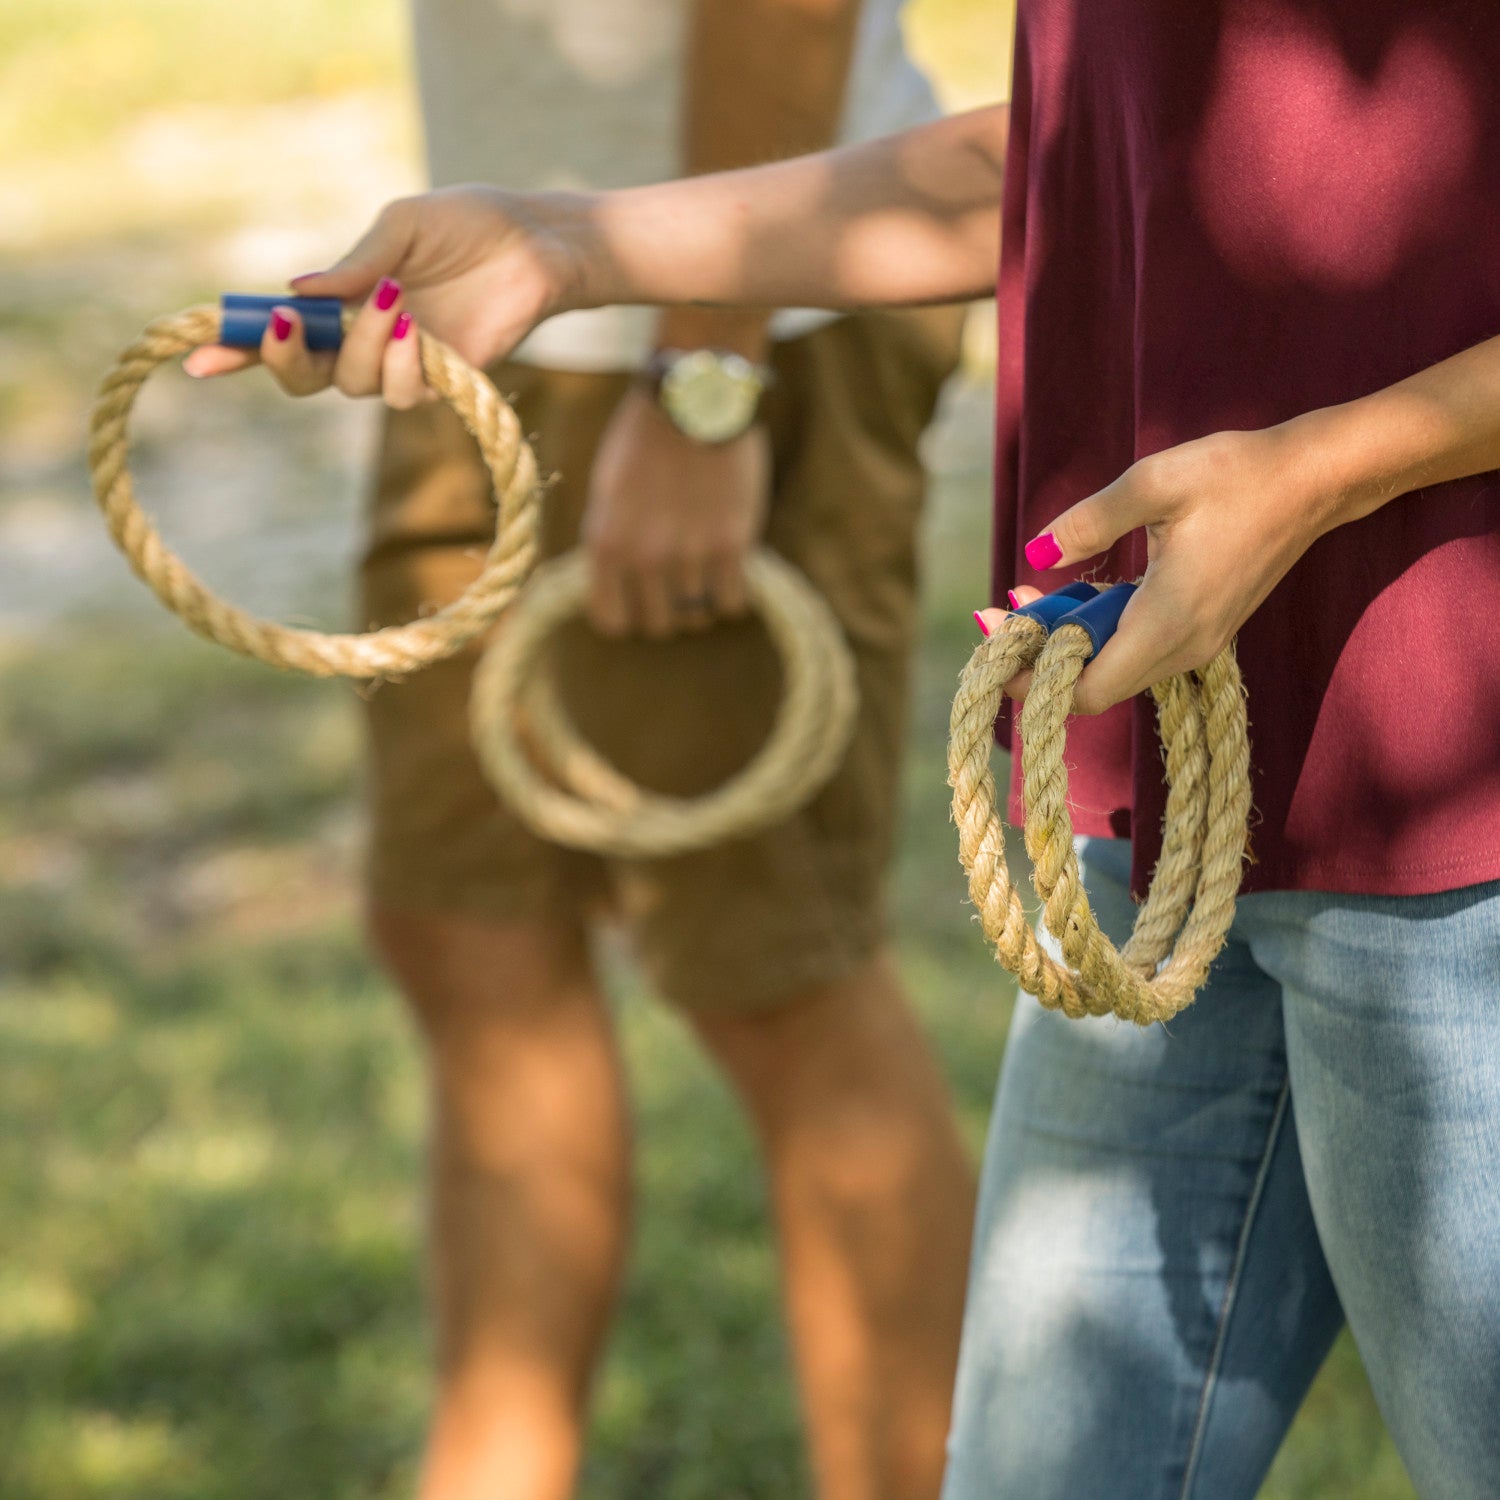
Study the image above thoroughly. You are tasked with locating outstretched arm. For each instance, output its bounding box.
[577,106,1006,315]
[184,106,1006,387]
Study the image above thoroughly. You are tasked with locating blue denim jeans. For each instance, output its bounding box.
[943,837,1500,1500]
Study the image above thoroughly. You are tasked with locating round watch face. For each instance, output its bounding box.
[660,349,764,443]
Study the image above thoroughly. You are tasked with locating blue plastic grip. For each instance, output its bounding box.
[220,294,344,352]
[1053,582,1138,657]
[1011,580,1099,630]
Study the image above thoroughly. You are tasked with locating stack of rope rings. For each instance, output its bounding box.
[948,581,1253,1025]
[469,549,859,857]
[86,297,859,856]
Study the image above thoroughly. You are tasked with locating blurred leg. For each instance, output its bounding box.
[371,905,632,1500]
[690,950,976,1500]
[361,363,633,1499]
[577,308,964,1499]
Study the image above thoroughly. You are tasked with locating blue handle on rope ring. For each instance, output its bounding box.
[1053,581,1138,658]
[1010,580,1099,630]
[219,294,344,352]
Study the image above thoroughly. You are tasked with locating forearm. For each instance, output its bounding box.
[577,106,1007,316]
[657,0,864,356]
[1286,331,1500,534]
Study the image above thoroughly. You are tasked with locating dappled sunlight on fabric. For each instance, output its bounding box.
[1192,13,1478,291]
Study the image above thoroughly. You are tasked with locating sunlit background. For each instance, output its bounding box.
[0,3,1411,1496]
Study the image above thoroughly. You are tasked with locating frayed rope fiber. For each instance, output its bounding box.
[948,613,1251,1024]
[87,304,542,678]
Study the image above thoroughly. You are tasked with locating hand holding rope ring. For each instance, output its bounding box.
[948,581,1253,1025]
[87,295,540,679]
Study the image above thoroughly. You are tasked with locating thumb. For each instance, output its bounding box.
[1023,465,1159,572]
[289,199,418,301]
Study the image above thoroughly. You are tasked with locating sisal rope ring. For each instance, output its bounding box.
[86,303,541,679]
[948,610,1252,1025]
[470,549,860,858]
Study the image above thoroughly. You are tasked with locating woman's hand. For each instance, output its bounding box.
[581,388,769,638]
[978,420,1345,714]
[183,187,597,396]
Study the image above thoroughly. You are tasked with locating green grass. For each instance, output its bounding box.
[0,0,404,164]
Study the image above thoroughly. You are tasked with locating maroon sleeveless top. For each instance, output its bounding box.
[993,0,1500,897]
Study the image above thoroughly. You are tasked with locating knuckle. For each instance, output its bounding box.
[634,541,675,572]
[589,605,627,638]
[1129,442,1210,513]
[1059,508,1104,555]
[332,368,372,399]
[1196,429,1243,477]
[288,371,330,398]
[1126,452,1170,504]
[1070,678,1110,716]
[378,196,414,230]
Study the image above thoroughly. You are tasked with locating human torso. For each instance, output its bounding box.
[996,0,1500,896]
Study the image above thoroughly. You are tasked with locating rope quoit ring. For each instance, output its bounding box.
[470,549,860,858]
[948,582,1252,1025]
[86,297,541,679]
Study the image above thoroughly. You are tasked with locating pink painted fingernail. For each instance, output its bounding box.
[1025,531,1062,570]
[271,309,293,342]
[289,270,325,285]
[391,311,413,340]
[1006,589,1021,610]
[974,611,991,637]
[374,277,401,311]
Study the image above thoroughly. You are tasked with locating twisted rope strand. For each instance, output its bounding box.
[469,549,860,858]
[87,304,540,678]
[1119,675,1208,977]
[949,610,1252,1024]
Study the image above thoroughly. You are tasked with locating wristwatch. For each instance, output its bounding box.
[644,347,773,444]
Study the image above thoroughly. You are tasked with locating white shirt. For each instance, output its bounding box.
[410,0,942,369]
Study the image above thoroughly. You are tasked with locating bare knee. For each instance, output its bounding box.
[367,902,608,1106]
[367,901,594,1041]
[369,903,627,1168]
[692,953,959,1197]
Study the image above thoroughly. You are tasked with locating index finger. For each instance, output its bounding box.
[289,198,419,303]
[1068,592,1179,715]
[182,345,260,379]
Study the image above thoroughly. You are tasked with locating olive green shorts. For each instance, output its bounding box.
[360,307,963,1011]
